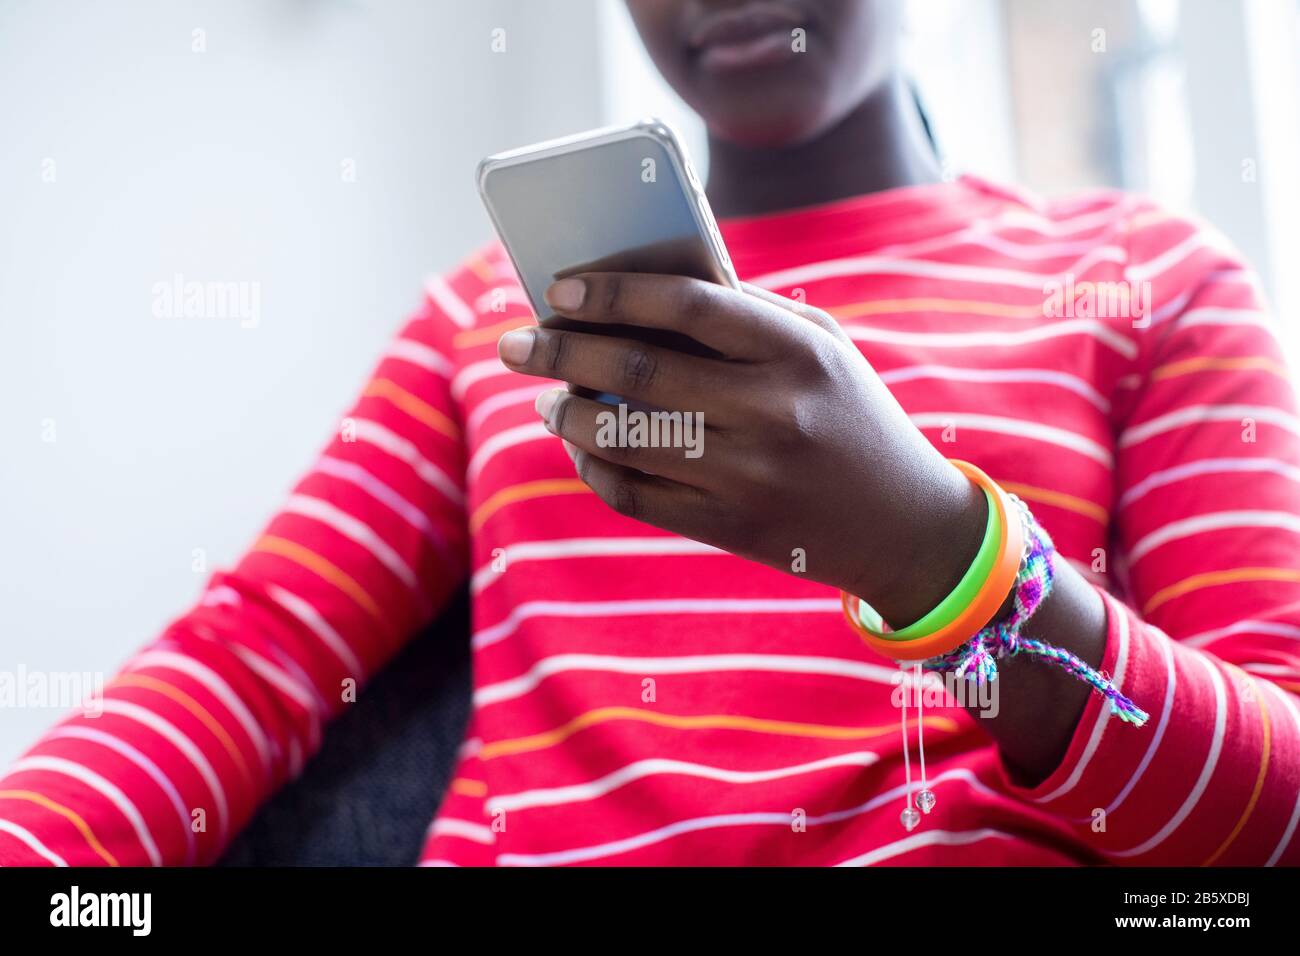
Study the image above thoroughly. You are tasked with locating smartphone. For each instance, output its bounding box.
[476,118,739,337]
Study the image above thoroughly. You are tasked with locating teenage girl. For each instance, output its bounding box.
[3,0,1298,866]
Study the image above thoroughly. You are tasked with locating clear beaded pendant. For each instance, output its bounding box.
[899,806,921,831]
[917,789,937,814]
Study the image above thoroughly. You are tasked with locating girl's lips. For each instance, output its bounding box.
[695,28,799,73]
[687,2,807,74]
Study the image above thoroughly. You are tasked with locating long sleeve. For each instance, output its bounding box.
[1003,211,1300,865]
[0,272,479,866]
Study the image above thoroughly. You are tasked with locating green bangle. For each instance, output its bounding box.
[855,486,999,641]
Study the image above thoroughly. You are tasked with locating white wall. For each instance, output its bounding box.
[902,0,1019,183]
[0,0,602,763]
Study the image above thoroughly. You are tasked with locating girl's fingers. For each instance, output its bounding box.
[537,388,712,486]
[567,443,718,539]
[740,282,846,339]
[498,326,738,419]
[542,272,814,360]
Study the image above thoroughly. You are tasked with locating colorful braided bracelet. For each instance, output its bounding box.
[841,461,1148,831]
[927,494,1149,726]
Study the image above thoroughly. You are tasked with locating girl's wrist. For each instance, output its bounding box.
[842,458,989,630]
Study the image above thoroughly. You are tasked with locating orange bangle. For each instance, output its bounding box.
[843,460,1024,661]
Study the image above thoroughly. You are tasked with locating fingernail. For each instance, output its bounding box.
[498,329,535,365]
[545,278,586,312]
[562,440,578,462]
[535,387,563,423]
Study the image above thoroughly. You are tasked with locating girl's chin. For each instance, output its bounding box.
[707,110,831,149]
[696,75,839,148]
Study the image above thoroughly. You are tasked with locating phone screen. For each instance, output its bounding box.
[480,130,733,324]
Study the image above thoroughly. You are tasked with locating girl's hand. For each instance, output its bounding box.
[497,272,987,628]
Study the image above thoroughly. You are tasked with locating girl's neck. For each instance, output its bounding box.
[704,75,943,220]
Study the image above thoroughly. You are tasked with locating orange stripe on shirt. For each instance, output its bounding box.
[480,706,959,761]
[364,379,460,440]
[455,316,536,349]
[1202,671,1271,866]
[469,479,591,533]
[831,298,1046,321]
[253,534,387,626]
[0,790,119,866]
[998,480,1109,525]
[465,253,496,285]
[1152,356,1290,383]
[1144,567,1300,615]
[108,674,254,790]
[450,778,488,798]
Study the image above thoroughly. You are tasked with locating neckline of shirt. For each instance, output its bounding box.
[717,174,1022,280]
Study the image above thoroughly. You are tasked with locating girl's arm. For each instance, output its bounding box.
[0,269,479,866]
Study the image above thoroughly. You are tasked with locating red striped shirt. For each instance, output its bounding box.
[4,176,1299,867]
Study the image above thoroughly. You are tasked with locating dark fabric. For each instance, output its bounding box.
[218,588,472,867]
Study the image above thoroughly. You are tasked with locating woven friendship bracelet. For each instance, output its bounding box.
[926,495,1150,727]
[841,463,1148,831]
